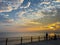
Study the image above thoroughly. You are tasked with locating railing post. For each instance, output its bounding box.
[6,38,8,45]
[31,36,32,43]
[21,37,22,45]
[38,36,40,42]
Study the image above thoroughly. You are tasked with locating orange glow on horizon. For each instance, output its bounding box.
[4,22,60,32]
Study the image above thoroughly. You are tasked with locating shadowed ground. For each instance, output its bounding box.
[17,40,60,45]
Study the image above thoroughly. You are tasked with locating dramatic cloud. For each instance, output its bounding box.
[40,2,50,5]
[20,2,31,8]
[0,14,14,23]
[6,0,24,10]
[0,0,24,12]
[41,6,57,16]
[14,1,60,26]
[6,0,60,26]
[0,2,12,12]
[56,0,60,2]
[16,10,44,21]
[0,0,60,32]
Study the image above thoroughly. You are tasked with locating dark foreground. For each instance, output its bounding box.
[0,33,60,45]
[17,40,60,45]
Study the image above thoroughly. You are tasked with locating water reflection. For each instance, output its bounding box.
[49,33,55,36]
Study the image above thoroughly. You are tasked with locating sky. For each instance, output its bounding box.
[0,0,60,32]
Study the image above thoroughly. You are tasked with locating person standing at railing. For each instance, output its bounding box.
[6,38,8,45]
[45,32,48,40]
[54,34,57,40]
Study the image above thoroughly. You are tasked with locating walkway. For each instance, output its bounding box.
[17,40,60,45]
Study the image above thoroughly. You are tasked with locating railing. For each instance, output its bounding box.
[0,34,60,45]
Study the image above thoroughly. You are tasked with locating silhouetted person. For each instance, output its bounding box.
[54,34,57,40]
[46,32,48,40]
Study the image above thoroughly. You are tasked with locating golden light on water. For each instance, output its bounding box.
[49,33,55,36]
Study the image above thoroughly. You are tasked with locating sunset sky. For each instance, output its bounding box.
[0,0,60,32]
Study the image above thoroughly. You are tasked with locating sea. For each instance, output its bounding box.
[0,32,46,38]
[0,32,60,38]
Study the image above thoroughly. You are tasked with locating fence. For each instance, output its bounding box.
[0,33,60,45]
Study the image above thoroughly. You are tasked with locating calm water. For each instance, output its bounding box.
[0,32,60,38]
[0,32,46,38]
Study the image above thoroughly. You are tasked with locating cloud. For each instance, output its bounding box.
[0,0,2,2]
[16,11,26,17]
[26,21,42,26]
[0,0,60,32]
[56,0,60,2]
[42,0,56,2]
[15,9,45,25]
[7,0,24,10]
[52,1,60,8]
[0,2,12,12]
[20,2,31,8]
[31,1,60,25]
[37,1,60,16]
[16,9,44,20]
[0,0,24,12]
[37,0,60,9]
[41,6,57,16]
[40,2,50,5]
[14,0,60,26]
[29,22,40,24]
[0,14,14,23]
[0,0,59,26]
[31,8,60,25]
